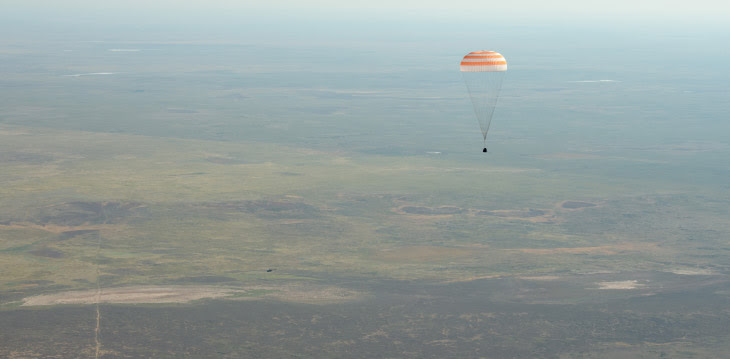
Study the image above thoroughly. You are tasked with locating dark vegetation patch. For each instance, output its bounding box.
[29,248,64,258]
[1,244,33,253]
[97,275,120,286]
[18,280,54,286]
[400,206,463,215]
[562,201,597,209]
[0,151,54,164]
[57,229,100,241]
[265,220,347,240]
[199,200,320,219]
[477,209,548,218]
[107,268,145,276]
[5,279,730,359]
[1,283,73,300]
[30,201,145,226]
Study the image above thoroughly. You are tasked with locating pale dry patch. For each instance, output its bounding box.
[466,334,484,342]
[219,283,364,304]
[22,286,243,306]
[669,268,715,275]
[0,222,108,234]
[7,351,45,359]
[519,275,561,281]
[427,339,458,346]
[362,329,390,341]
[597,280,643,290]
[441,275,502,284]
[278,219,309,225]
[612,341,635,347]
[21,284,364,306]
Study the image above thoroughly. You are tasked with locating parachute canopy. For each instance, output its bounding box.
[460,51,507,148]
[460,51,507,72]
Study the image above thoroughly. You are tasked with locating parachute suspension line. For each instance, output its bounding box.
[463,71,504,138]
[460,50,507,150]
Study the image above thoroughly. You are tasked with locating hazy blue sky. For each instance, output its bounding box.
[4,0,730,24]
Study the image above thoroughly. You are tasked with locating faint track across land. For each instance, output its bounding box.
[94,206,108,359]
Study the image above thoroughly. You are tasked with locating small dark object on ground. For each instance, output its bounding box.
[266,269,275,272]
[483,148,487,153]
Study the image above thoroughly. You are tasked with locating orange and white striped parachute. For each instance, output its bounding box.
[460,51,508,72]
[460,51,507,152]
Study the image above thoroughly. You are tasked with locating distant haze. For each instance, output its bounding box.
[3,0,730,24]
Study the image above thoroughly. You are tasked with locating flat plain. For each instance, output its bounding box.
[2,28,730,358]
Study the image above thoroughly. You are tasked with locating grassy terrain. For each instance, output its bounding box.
[1,124,728,295]
[2,32,730,358]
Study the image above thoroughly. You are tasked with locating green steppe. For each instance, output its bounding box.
[2,27,730,357]
[3,123,730,358]
[2,124,726,295]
